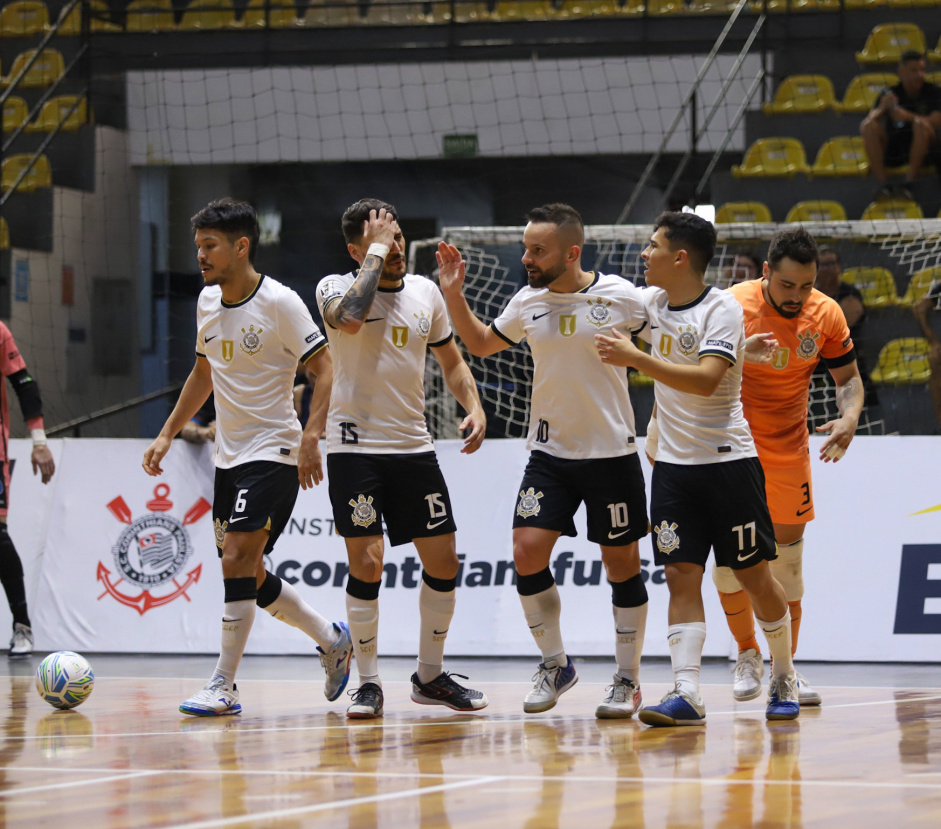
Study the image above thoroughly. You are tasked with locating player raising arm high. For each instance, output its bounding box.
[317,199,487,720]
[596,210,799,726]
[143,198,351,717]
[438,203,651,720]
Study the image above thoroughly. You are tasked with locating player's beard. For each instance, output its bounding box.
[767,292,802,319]
[526,261,566,288]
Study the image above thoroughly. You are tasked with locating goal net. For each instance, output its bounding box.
[414,217,941,441]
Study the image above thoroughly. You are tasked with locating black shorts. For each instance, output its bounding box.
[885,129,913,168]
[327,452,456,547]
[650,457,776,570]
[512,450,649,546]
[212,460,300,556]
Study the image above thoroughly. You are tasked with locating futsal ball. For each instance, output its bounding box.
[35,651,95,710]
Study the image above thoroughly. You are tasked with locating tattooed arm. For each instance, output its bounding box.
[322,208,397,335]
[815,362,864,463]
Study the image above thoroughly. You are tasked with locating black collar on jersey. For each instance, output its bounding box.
[350,269,406,292]
[667,284,711,311]
[574,271,599,294]
[222,273,265,308]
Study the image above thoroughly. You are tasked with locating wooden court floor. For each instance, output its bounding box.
[1,655,940,827]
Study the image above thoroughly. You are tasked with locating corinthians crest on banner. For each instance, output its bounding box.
[98,483,208,615]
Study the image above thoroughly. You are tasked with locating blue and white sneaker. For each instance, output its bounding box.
[179,675,241,717]
[318,622,353,702]
[638,687,706,727]
[766,674,800,721]
[523,656,578,713]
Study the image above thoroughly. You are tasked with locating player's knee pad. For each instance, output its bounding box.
[712,563,742,594]
[770,539,804,602]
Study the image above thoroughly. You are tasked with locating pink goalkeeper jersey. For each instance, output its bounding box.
[0,321,28,463]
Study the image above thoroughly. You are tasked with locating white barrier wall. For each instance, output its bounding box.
[6,437,941,661]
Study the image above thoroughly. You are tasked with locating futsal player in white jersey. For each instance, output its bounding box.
[317,199,488,719]
[595,210,800,725]
[143,198,353,716]
[437,203,651,719]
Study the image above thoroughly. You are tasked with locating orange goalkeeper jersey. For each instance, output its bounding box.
[729,279,854,467]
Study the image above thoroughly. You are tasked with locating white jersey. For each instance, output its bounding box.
[640,285,756,465]
[195,274,327,469]
[492,272,647,459]
[316,272,452,454]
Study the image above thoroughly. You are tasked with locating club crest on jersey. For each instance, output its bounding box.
[221,340,234,362]
[796,330,820,360]
[559,315,576,337]
[240,325,264,357]
[676,325,699,356]
[516,487,544,518]
[349,494,378,528]
[213,518,227,549]
[654,520,680,555]
[391,326,409,348]
[413,310,432,341]
[585,298,613,328]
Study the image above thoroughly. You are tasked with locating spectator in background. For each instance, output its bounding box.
[180,393,216,444]
[912,293,941,430]
[860,50,941,200]
[0,322,55,658]
[723,249,762,287]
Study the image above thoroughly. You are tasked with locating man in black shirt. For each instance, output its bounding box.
[860,50,941,196]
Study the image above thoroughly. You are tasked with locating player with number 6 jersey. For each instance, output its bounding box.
[438,203,651,720]
[143,199,352,717]
[317,198,488,720]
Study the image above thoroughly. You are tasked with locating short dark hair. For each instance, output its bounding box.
[653,210,716,275]
[767,227,818,270]
[191,198,260,264]
[900,49,925,65]
[525,203,585,247]
[818,245,841,265]
[341,198,399,246]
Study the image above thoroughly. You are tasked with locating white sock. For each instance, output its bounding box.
[519,583,566,665]
[668,622,707,702]
[212,599,256,686]
[346,592,380,687]
[758,611,794,679]
[264,579,336,650]
[614,603,648,684]
[417,580,456,684]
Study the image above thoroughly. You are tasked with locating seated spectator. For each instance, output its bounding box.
[860,50,941,200]
[179,393,215,444]
[722,248,761,286]
[912,292,941,431]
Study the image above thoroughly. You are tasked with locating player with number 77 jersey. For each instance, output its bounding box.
[437,202,651,720]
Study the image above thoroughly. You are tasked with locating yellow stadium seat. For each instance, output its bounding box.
[0,48,64,88]
[861,198,924,220]
[0,217,8,250]
[841,266,899,307]
[928,72,941,86]
[1,153,51,193]
[491,1,564,20]
[241,0,299,27]
[629,370,654,387]
[732,137,810,178]
[565,0,622,17]
[714,202,772,223]
[179,0,238,29]
[835,73,898,114]
[870,337,931,384]
[25,95,88,133]
[930,36,941,65]
[899,267,941,307]
[785,200,847,222]
[855,23,926,65]
[810,136,870,177]
[126,0,176,31]
[54,0,122,34]
[887,0,940,7]
[762,75,837,114]
[302,0,365,26]
[0,1,49,37]
[2,95,29,132]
